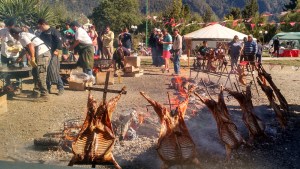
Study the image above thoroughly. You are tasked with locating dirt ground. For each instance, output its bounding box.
[0,62,300,169]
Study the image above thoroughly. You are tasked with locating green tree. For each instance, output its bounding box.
[90,0,142,33]
[242,0,259,19]
[0,0,57,27]
[283,0,298,11]
[226,7,242,20]
[203,7,216,23]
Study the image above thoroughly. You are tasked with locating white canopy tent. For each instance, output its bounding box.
[184,24,250,41]
[184,24,254,49]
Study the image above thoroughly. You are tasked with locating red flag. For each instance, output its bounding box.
[262,13,273,17]
[251,23,256,29]
[246,17,252,22]
[290,22,296,26]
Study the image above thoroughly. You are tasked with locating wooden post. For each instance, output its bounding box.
[187,49,190,68]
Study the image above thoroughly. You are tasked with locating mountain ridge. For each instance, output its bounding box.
[46,0,290,19]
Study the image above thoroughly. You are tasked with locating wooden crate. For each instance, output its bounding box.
[69,81,93,91]
[124,66,140,73]
[125,57,141,67]
[0,94,8,114]
[95,71,114,85]
[123,69,144,77]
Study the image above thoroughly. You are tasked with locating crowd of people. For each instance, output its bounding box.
[0,18,134,100]
[149,28,183,75]
[193,34,263,74]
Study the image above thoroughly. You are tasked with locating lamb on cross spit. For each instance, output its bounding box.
[194,87,246,160]
[225,86,266,144]
[140,90,200,169]
[68,87,126,169]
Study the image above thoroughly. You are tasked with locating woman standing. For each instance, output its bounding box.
[228,35,242,73]
[88,25,98,55]
[161,29,172,73]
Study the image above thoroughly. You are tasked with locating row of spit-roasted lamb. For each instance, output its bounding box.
[66,66,289,169]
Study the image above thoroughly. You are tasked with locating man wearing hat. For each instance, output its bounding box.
[68,21,94,76]
[10,27,51,99]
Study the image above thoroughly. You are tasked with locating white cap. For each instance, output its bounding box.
[157,29,161,32]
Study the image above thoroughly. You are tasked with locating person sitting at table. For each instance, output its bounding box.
[9,27,51,99]
[198,41,209,58]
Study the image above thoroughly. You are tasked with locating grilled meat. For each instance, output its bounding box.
[225,86,265,144]
[68,87,126,169]
[140,91,200,169]
[194,88,245,160]
[257,77,287,128]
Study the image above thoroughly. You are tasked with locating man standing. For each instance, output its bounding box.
[69,21,94,76]
[119,28,132,52]
[10,28,51,99]
[0,18,22,88]
[172,28,182,75]
[149,28,157,66]
[228,35,242,73]
[273,37,280,58]
[243,35,257,63]
[256,39,263,64]
[37,19,64,95]
[101,26,114,59]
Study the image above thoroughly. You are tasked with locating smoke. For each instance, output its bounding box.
[186,107,226,155]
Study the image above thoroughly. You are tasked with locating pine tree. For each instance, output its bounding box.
[203,7,214,23]
[283,0,298,11]
[226,7,242,20]
[242,0,259,19]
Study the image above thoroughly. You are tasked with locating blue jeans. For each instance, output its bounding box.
[151,47,157,65]
[173,49,182,74]
[256,54,262,63]
[83,68,93,76]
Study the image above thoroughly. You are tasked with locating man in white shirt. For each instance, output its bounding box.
[69,21,94,76]
[172,28,182,75]
[0,18,22,88]
[10,27,51,99]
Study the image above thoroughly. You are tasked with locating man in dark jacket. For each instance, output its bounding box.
[149,28,157,65]
[37,19,64,95]
[273,37,280,58]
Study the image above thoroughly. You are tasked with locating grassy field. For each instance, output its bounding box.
[263,59,300,66]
